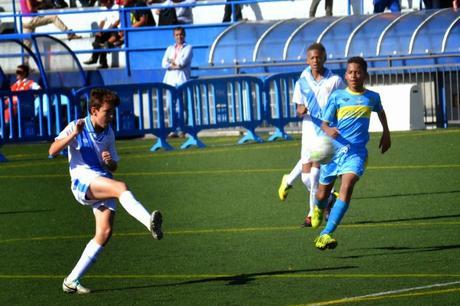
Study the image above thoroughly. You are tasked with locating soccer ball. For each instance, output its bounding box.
[309,136,334,164]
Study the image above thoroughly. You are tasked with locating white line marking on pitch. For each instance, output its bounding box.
[307,280,460,305]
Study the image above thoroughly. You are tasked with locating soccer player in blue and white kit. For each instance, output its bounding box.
[278,43,344,226]
[311,56,391,250]
[49,89,164,294]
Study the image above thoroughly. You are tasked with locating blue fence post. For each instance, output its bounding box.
[180,84,206,149]
[264,73,301,142]
[150,86,174,151]
[238,79,264,144]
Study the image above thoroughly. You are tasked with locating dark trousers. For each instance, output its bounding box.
[309,0,333,17]
[89,31,117,66]
[222,0,242,22]
[423,0,451,8]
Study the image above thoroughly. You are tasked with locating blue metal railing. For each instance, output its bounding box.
[0,67,452,161]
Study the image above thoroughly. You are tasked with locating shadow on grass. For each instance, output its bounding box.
[354,213,460,225]
[338,244,460,259]
[0,208,54,215]
[92,265,357,293]
[354,189,460,201]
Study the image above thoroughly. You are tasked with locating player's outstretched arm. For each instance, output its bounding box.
[377,110,391,154]
[48,119,85,157]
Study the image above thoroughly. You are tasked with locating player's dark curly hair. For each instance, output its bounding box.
[89,88,120,110]
[307,42,327,57]
[347,56,368,75]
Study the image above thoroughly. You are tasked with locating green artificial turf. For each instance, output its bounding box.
[0,129,459,305]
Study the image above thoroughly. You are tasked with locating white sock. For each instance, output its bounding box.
[286,159,303,185]
[308,167,320,216]
[67,239,103,282]
[119,191,151,230]
[301,172,311,192]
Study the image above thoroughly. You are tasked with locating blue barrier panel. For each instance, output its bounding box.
[0,88,77,161]
[177,76,265,148]
[263,72,301,141]
[74,83,178,151]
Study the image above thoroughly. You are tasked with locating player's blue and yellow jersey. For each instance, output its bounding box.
[322,87,383,149]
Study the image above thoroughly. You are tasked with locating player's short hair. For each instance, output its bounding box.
[174,26,185,36]
[307,42,327,57]
[89,88,120,110]
[347,56,368,75]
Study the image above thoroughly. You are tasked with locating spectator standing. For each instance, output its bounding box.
[161,26,192,137]
[20,0,82,41]
[309,0,333,17]
[222,0,242,22]
[83,0,121,69]
[373,0,401,13]
[161,26,192,87]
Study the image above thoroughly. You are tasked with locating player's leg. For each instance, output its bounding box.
[315,149,366,250]
[278,159,302,201]
[309,0,321,17]
[87,176,163,239]
[389,0,401,12]
[325,0,333,16]
[321,173,358,234]
[63,206,113,294]
[307,161,320,220]
[300,161,317,227]
[311,182,334,228]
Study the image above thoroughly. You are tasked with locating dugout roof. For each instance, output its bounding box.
[208,8,460,66]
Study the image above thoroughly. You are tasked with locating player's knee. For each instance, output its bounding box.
[316,189,328,202]
[114,181,128,194]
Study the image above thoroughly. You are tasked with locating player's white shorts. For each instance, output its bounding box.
[300,118,320,164]
[71,171,116,211]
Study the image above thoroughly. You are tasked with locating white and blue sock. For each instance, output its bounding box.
[119,191,151,230]
[286,159,303,186]
[67,239,103,282]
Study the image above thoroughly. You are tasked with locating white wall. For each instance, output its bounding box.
[368,84,425,132]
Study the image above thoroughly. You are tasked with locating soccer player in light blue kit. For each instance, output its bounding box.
[311,56,391,250]
[278,43,344,227]
[49,89,164,294]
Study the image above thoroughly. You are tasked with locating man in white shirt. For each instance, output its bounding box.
[161,26,193,87]
[161,26,192,137]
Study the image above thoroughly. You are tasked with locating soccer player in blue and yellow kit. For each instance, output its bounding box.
[311,56,391,250]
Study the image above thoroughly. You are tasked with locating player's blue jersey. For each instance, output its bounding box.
[56,115,119,182]
[322,87,383,149]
